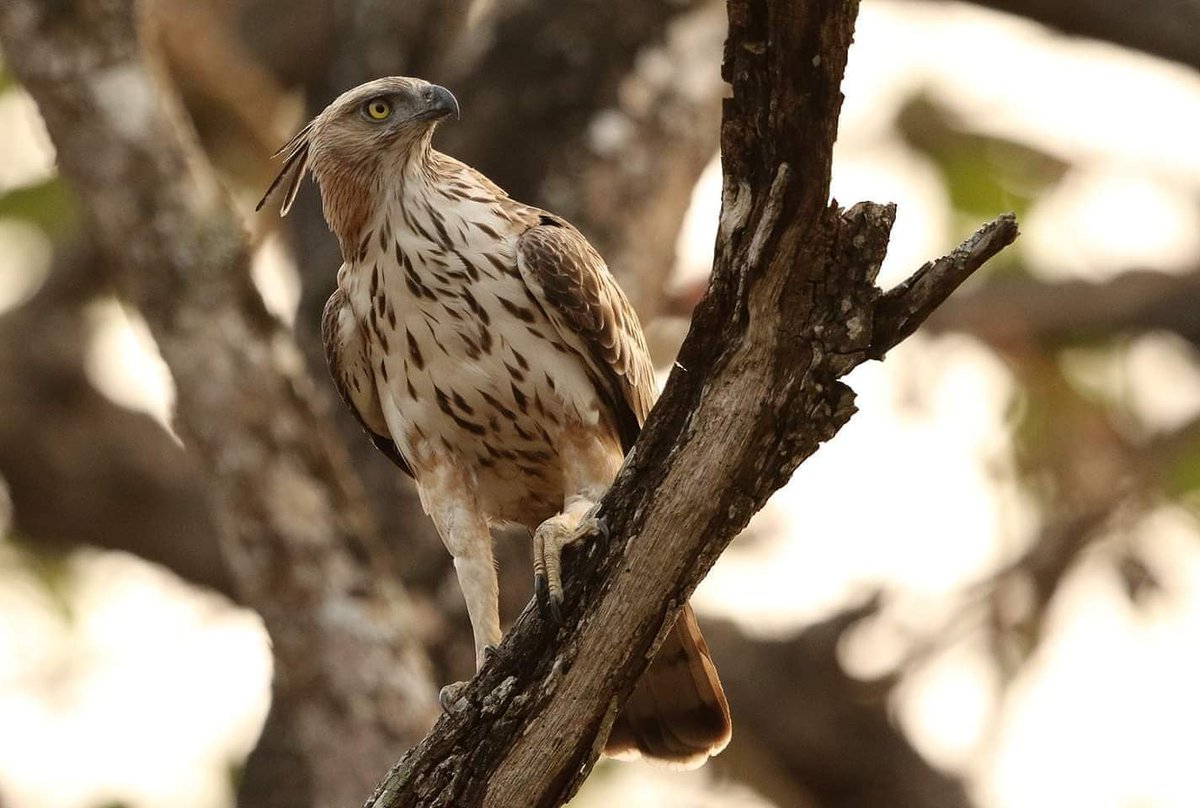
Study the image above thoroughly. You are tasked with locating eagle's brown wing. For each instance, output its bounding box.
[321,287,413,477]
[516,216,656,452]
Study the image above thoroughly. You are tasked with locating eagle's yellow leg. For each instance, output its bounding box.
[533,497,607,622]
[412,461,502,666]
[532,426,621,621]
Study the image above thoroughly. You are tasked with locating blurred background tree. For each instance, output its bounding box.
[0,0,1197,806]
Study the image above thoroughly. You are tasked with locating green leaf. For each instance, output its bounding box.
[897,94,1069,222]
[1165,432,1200,498]
[0,177,77,238]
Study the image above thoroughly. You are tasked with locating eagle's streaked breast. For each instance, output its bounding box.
[339,158,617,525]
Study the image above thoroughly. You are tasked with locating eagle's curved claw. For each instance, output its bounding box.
[534,571,564,623]
[548,589,564,624]
[438,680,469,712]
[534,571,550,616]
[533,507,608,624]
[590,513,610,543]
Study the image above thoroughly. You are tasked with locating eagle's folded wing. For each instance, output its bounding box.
[515,217,656,452]
[322,286,413,477]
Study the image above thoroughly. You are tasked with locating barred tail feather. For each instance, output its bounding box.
[605,603,731,768]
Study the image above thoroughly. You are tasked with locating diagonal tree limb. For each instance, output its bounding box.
[0,4,438,807]
[363,1,1018,806]
[869,212,1019,359]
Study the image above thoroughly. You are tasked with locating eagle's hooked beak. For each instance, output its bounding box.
[418,84,460,122]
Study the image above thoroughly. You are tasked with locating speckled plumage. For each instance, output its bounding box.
[327,149,651,527]
[263,76,729,768]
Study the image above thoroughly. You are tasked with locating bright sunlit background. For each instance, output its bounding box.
[2,1,1199,806]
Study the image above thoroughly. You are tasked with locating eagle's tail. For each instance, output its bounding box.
[604,602,731,768]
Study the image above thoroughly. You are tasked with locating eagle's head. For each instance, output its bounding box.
[258,76,459,259]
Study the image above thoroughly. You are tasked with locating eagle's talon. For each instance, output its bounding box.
[548,590,564,625]
[571,510,608,544]
[438,680,469,712]
[534,572,551,619]
[482,643,500,664]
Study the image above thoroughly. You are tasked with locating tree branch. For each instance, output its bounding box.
[362,1,1018,805]
[869,213,1019,359]
[0,4,437,807]
[927,266,1200,348]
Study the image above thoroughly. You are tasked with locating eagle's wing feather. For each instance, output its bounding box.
[515,217,656,452]
[322,287,414,477]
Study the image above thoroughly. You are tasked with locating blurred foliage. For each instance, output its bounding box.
[0,177,77,238]
[898,93,1067,273]
[895,87,1200,627]
[228,759,245,796]
[1115,547,1164,605]
[3,532,78,623]
[898,93,1069,218]
[1165,431,1200,502]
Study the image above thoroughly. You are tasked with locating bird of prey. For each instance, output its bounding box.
[259,76,730,767]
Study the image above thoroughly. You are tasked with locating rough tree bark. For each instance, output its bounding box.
[0,4,437,808]
[361,0,1018,805]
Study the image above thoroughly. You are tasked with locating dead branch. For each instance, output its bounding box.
[361,1,1018,805]
[870,213,1018,358]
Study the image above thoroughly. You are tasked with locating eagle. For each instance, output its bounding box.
[260,76,730,767]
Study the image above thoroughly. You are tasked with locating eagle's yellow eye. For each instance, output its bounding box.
[365,99,392,121]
